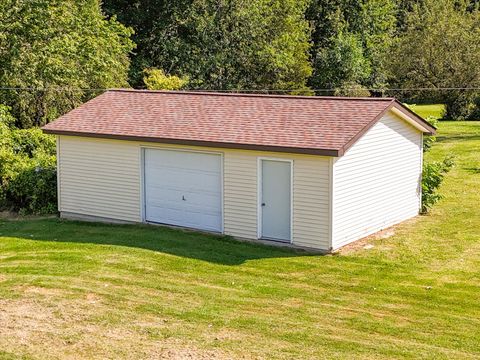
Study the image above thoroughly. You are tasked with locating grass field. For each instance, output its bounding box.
[407,104,446,119]
[0,113,479,358]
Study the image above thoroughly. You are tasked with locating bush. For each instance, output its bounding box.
[445,94,480,121]
[422,116,438,152]
[143,68,189,90]
[11,128,56,157]
[0,105,57,214]
[468,96,480,120]
[421,155,454,214]
[334,82,371,97]
[2,153,57,215]
[413,111,454,213]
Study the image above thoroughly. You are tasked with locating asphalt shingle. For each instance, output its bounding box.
[42,89,433,156]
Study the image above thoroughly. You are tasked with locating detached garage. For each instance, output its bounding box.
[42,90,435,251]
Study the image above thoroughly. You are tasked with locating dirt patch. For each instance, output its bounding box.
[16,285,69,296]
[336,220,417,255]
[0,288,235,360]
[148,345,230,360]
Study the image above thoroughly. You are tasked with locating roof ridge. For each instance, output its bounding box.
[107,88,395,102]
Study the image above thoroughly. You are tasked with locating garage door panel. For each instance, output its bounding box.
[146,151,221,172]
[144,149,222,232]
[147,197,221,215]
[146,167,220,183]
[145,206,221,231]
[146,164,221,176]
[146,176,221,195]
[145,169,220,194]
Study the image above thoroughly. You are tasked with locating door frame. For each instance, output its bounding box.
[257,157,293,243]
[140,146,225,233]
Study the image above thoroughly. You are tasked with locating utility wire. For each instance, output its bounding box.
[0,87,106,91]
[0,86,479,92]
[171,87,480,92]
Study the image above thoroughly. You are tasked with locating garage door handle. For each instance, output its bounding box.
[182,195,186,201]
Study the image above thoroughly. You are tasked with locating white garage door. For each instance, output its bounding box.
[144,149,222,232]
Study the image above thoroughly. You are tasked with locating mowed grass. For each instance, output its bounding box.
[407,103,446,119]
[0,120,479,359]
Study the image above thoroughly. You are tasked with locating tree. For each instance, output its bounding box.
[0,0,135,127]
[387,0,480,119]
[102,0,186,86]
[104,0,312,92]
[307,0,397,94]
[313,30,371,92]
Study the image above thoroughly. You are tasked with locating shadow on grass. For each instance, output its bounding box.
[464,167,480,174]
[0,218,316,265]
[436,134,480,142]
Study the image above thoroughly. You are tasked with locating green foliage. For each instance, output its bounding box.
[412,104,454,213]
[334,82,371,97]
[0,105,57,214]
[421,155,454,213]
[143,69,189,90]
[104,0,312,92]
[11,128,56,158]
[0,0,135,127]
[0,0,477,112]
[307,0,397,93]
[314,31,371,90]
[406,103,453,213]
[387,0,480,120]
[422,116,439,152]
[404,104,440,151]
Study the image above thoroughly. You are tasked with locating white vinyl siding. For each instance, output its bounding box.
[223,152,258,239]
[331,111,423,249]
[57,136,141,222]
[57,136,332,250]
[293,157,331,249]
[223,153,330,249]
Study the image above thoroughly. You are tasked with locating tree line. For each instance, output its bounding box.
[0,0,479,128]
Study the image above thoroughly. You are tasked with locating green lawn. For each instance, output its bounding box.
[407,103,446,119]
[1,121,479,359]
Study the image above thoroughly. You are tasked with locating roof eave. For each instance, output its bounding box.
[42,129,341,157]
[390,101,437,135]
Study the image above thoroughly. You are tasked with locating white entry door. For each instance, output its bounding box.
[144,149,222,232]
[260,159,292,242]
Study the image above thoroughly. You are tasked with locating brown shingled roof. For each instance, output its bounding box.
[42,89,435,157]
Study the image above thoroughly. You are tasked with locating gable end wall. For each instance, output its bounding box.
[331,110,423,249]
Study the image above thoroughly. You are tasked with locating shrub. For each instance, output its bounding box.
[422,116,438,152]
[11,128,56,157]
[413,111,454,213]
[2,153,57,215]
[143,68,189,90]
[0,105,57,214]
[421,155,454,214]
[334,82,371,97]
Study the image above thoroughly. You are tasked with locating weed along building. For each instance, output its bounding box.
[42,90,436,251]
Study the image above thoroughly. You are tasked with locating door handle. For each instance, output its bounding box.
[261,203,265,207]
[182,195,186,201]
